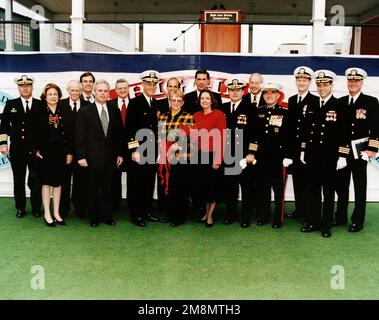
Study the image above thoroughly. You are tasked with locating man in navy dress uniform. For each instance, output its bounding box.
[335,68,379,232]
[0,75,42,218]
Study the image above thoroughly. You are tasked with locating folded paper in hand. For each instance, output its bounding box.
[351,137,369,160]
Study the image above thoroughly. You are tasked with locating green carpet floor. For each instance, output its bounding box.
[0,197,378,300]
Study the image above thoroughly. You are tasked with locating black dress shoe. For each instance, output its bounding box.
[16,209,25,218]
[223,219,234,225]
[240,221,250,228]
[134,218,146,227]
[332,220,347,227]
[90,222,99,227]
[321,230,332,238]
[205,222,214,228]
[104,219,116,226]
[161,218,170,224]
[32,211,42,217]
[272,223,282,229]
[53,218,66,226]
[146,214,160,222]
[348,223,363,232]
[256,221,267,227]
[302,221,310,228]
[301,225,320,233]
[196,218,207,223]
[44,218,56,227]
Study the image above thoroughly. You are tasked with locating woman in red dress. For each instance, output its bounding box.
[193,89,226,227]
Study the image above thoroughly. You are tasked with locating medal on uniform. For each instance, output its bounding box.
[237,114,247,125]
[326,110,337,121]
[356,108,366,119]
[269,115,283,127]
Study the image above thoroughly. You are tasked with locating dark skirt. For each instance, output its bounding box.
[195,151,222,203]
[38,142,66,187]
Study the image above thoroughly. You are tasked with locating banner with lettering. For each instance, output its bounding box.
[0,53,378,199]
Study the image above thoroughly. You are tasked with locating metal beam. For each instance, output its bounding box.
[359,4,379,23]
[49,13,363,26]
[14,0,54,20]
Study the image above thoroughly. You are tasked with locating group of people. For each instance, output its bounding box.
[0,67,378,237]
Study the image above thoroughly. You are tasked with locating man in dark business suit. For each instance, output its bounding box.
[125,70,161,227]
[335,67,379,232]
[156,77,180,117]
[183,69,222,114]
[108,78,130,212]
[79,72,95,104]
[59,80,88,218]
[76,79,123,227]
[242,73,265,108]
[0,74,42,218]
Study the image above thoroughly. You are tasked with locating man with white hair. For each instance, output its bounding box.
[242,73,265,108]
[108,78,130,212]
[76,79,123,227]
[59,80,88,218]
[335,67,379,232]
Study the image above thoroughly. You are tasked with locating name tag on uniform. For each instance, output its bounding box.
[237,114,247,125]
[326,110,337,121]
[269,115,283,127]
[356,108,366,119]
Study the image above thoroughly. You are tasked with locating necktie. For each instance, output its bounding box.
[100,105,109,136]
[121,99,127,127]
[252,95,257,105]
[349,97,354,107]
[86,96,91,102]
[298,96,302,104]
[231,103,236,113]
[73,102,77,113]
[150,99,153,108]
[321,100,325,108]
[25,100,29,114]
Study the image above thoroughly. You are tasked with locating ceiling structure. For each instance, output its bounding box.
[14,0,379,25]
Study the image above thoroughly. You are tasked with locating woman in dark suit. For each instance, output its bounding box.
[193,89,226,227]
[31,83,73,227]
